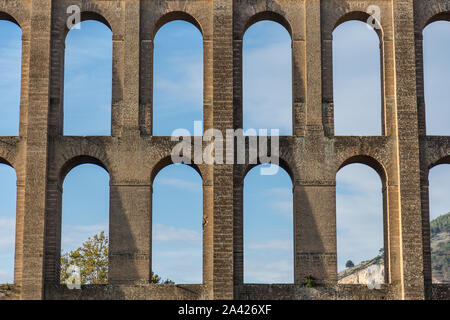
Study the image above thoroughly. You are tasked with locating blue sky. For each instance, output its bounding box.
[0,19,449,284]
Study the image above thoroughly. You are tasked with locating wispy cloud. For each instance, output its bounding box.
[61,224,108,252]
[155,177,201,191]
[0,218,15,253]
[423,21,450,135]
[336,165,384,271]
[0,269,13,284]
[245,260,293,283]
[333,21,382,136]
[0,218,15,283]
[243,42,292,134]
[153,223,201,242]
[247,239,292,251]
[265,188,293,219]
[152,248,202,283]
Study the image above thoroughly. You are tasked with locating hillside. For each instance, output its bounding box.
[430,213,450,283]
[339,212,450,284]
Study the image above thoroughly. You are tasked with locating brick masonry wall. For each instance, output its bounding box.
[0,0,448,300]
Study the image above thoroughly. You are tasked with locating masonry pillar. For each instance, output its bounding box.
[203,173,214,294]
[291,2,306,136]
[392,0,425,300]
[19,0,52,300]
[304,0,324,135]
[204,35,214,132]
[293,179,337,284]
[122,0,140,136]
[109,181,151,284]
[211,0,234,300]
[13,176,26,287]
[202,14,215,297]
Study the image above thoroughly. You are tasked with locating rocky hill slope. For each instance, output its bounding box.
[338,212,450,284]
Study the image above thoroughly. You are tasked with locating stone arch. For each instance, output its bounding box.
[0,15,22,136]
[421,5,450,31]
[333,11,383,40]
[63,11,112,38]
[239,14,293,135]
[63,16,113,136]
[43,150,112,283]
[150,155,203,185]
[242,11,292,40]
[425,11,450,28]
[240,155,296,187]
[0,11,21,28]
[56,155,110,284]
[50,6,117,136]
[429,155,450,170]
[0,145,17,170]
[336,154,389,283]
[338,155,387,185]
[0,157,14,169]
[322,8,386,136]
[418,14,450,135]
[59,155,109,184]
[240,162,294,284]
[0,0,30,30]
[151,155,204,283]
[424,154,450,286]
[153,11,203,39]
[152,15,204,136]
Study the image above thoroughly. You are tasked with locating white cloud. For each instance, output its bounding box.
[155,177,201,191]
[154,60,203,114]
[0,269,13,284]
[247,239,292,251]
[0,218,15,253]
[423,21,450,135]
[61,224,108,252]
[153,223,201,242]
[0,218,15,284]
[245,260,293,283]
[270,201,293,219]
[333,21,382,136]
[336,165,384,271]
[152,247,202,283]
[243,42,292,133]
[265,187,293,219]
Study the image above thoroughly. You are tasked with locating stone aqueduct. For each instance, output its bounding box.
[0,0,449,300]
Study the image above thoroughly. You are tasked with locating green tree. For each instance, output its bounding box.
[60,231,109,284]
[61,231,174,285]
[151,272,175,284]
[345,260,355,268]
[430,212,450,237]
